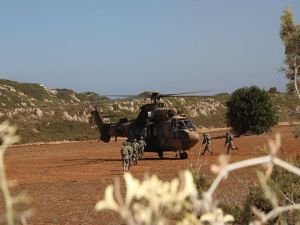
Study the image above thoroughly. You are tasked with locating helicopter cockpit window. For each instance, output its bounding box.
[176,121,187,130]
[184,120,196,131]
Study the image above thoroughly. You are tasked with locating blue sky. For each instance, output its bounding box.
[1,1,300,95]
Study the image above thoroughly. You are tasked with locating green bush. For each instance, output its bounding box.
[226,86,279,135]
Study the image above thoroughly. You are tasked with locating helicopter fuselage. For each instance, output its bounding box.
[94,111,199,152]
[91,96,200,158]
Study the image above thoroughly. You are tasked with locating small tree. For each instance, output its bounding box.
[226,86,278,135]
[280,6,300,99]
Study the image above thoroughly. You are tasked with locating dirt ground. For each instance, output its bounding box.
[3,125,300,225]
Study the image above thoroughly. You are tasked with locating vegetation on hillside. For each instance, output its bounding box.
[0,79,299,143]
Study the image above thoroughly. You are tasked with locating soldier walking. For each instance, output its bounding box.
[121,142,130,172]
[201,133,212,155]
[224,132,238,154]
[138,136,146,159]
[125,140,134,166]
[132,139,140,165]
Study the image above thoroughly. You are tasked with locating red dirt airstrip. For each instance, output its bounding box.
[2,125,300,225]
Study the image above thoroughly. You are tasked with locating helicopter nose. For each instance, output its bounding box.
[181,131,199,150]
[189,132,199,147]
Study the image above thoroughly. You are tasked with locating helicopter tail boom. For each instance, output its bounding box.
[91,110,111,142]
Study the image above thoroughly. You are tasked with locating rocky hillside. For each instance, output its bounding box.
[0,79,298,143]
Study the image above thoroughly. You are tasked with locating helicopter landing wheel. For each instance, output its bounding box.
[179,152,188,159]
[158,151,164,159]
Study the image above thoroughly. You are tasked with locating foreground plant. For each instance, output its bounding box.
[0,121,31,225]
[95,134,300,225]
[95,169,233,225]
[96,171,202,225]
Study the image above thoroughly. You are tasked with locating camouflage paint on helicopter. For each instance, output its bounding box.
[91,92,203,159]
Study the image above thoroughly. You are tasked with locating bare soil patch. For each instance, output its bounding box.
[3,125,299,224]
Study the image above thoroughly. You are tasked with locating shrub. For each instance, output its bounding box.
[189,167,210,195]
[268,156,300,224]
[219,203,243,225]
[241,156,300,224]
[226,86,278,135]
[241,186,273,224]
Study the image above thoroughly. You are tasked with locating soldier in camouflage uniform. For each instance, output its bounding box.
[125,140,134,166]
[224,132,238,154]
[132,139,140,165]
[201,133,212,155]
[138,136,146,159]
[121,142,130,172]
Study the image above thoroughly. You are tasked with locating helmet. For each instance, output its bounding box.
[140,136,143,140]
[134,139,137,142]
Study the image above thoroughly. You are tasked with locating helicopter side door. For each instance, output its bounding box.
[127,124,146,140]
[147,124,164,139]
[145,123,164,152]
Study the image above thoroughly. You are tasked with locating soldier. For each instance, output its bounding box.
[201,133,212,155]
[132,139,140,165]
[120,142,129,172]
[138,136,146,159]
[126,140,134,166]
[224,132,238,154]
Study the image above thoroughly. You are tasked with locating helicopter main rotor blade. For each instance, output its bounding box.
[160,95,212,97]
[100,94,144,100]
[102,94,138,97]
[98,90,217,101]
[160,90,216,97]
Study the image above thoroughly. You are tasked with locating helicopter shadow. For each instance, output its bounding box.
[142,157,182,161]
[52,158,121,168]
[64,158,121,162]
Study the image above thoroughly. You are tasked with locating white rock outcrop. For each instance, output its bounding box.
[34,108,43,119]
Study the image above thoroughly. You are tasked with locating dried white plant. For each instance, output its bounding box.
[0,121,31,225]
[96,171,199,225]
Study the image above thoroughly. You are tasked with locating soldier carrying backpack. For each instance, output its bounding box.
[201,133,212,155]
[224,132,238,154]
[121,142,130,172]
[138,136,146,159]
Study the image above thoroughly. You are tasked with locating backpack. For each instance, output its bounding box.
[203,134,211,143]
[121,146,128,156]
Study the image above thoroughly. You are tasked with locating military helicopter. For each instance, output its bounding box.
[90,91,205,159]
